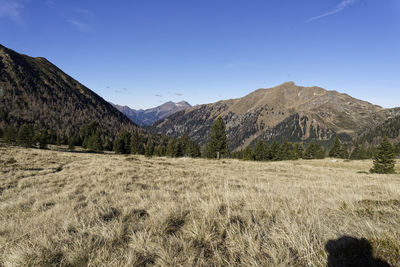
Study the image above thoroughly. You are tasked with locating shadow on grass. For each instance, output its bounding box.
[325,236,390,267]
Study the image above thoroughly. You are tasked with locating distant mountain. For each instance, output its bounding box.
[111,101,191,126]
[0,44,141,136]
[150,82,400,151]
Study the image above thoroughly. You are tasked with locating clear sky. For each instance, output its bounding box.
[1,0,399,109]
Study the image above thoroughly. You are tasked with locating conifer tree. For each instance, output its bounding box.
[34,130,48,149]
[68,136,75,150]
[88,132,103,152]
[145,141,154,157]
[3,125,17,144]
[370,137,396,174]
[254,139,268,161]
[188,141,201,158]
[303,142,325,159]
[17,124,34,147]
[329,137,342,158]
[166,139,178,157]
[206,117,229,159]
[114,131,130,154]
[278,141,292,160]
[130,132,145,155]
[340,144,349,159]
[242,146,254,161]
[267,141,280,161]
[291,143,304,160]
[350,144,366,160]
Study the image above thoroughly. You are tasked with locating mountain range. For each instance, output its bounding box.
[1,43,399,151]
[0,44,140,137]
[111,101,191,126]
[150,82,400,150]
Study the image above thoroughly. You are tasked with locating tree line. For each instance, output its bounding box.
[1,118,399,173]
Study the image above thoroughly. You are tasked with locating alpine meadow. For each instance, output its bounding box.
[1,0,400,266]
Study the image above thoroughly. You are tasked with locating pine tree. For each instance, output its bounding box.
[188,141,201,158]
[267,141,280,161]
[340,144,349,159]
[114,131,130,154]
[206,117,229,159]
[291,143,304,160]
[34,130,48,149]
[278,141,292,160]
[350,144,363,160]
[68,136,75,150]
[242,146,254,161]
[145,141,154,157]
[88,132,103,152]
[166,139,178,157]
[3,125,17,144]
[17,124,34,147]
[254,139,268,161]
[329,137,342,158]
[303,142,325,159]
[130,132,145,155]
[370,137,396,174]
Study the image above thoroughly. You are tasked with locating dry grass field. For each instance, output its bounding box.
[1,145,400,266]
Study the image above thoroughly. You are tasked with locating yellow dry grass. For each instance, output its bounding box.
[1,145,400,266]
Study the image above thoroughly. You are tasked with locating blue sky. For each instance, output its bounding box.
[0,0,399,109]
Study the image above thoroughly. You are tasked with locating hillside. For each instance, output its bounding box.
[0,44,139,136]
[111,101,191,126]
[151,82,399,150]
[357,111,400,146]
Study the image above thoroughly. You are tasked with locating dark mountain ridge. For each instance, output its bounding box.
[111,101,191,126]
[0,44,139,136]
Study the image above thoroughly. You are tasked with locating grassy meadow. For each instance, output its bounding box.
[1,145,400,266]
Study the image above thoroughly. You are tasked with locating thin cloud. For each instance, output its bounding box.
[0,0,24,24]
[174,92,183,96]
[308,0,357,22]
[68,8,94,32]
[68,19,92,32]
[154,94,163,97]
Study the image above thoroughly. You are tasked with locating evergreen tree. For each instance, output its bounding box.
[104,139,114,151]
[303,142,325,159]
[267,141,280,161]
[178,134,190,156]
[166,139,178,157]
[340,144,349,159]
[242,146,254,161]
[17,124,34,147]
[114,131,130,154]
[350,144,368,160]
[34,130,48,149]
[130,132,145,155]
[329,137,342,158]
[291,143,304,160]
[188,141,201,158]
[206,117,229,159]
[3,125,17,144]
[82,136,89,149]
[88,132,103,152]
[278,141,292,160]
[145,141,155,157]
[254,139,268,161]
[68,136,75,150]
[370,137,396,174]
